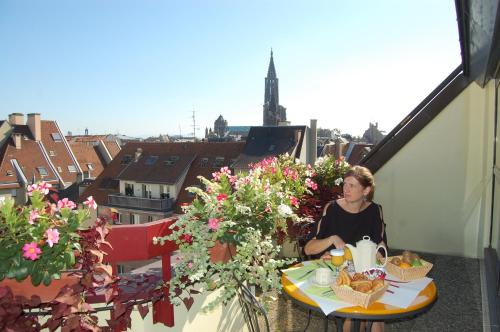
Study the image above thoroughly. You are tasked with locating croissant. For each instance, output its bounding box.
[351,280,373,293]
[371,279,385,291]
[352,273,368,281]
[336,269,352,286]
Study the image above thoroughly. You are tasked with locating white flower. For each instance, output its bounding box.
[277,204,293,217]
[315,157,324,166]
[0,196,5,206]
[334,177,344,186]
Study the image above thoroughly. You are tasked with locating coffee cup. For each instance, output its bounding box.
[315,267,331,285]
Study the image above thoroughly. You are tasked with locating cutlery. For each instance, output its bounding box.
[385,278,409,283]
[297,269,315,280]
[386,289,395,294]
[321,289,333,295]
[389,283,400,288]
[318,260,334,272]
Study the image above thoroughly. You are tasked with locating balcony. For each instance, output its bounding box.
[108,193,174,212]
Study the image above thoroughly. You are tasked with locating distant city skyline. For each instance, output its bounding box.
[0,1,461,138]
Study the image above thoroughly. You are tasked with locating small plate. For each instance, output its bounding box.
[309,275,334,288]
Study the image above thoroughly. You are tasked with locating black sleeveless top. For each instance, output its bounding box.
[314,200,387,253]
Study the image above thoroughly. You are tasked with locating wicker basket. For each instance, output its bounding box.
[385,256,433,281]
[331,282,388,308]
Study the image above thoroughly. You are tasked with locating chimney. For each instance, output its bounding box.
[335,140,343,159]
[134,148,143,162]
[308,119,317,165]
[8,113,24,125]
[27,113,41,141]
[12,133,22,149]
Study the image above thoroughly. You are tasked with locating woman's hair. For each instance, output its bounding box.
[343,165,375,201]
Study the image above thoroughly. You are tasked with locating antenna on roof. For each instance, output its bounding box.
[191,108,199,140]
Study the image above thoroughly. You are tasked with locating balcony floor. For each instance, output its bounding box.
[267,253,482,331]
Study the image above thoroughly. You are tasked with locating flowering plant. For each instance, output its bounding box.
[0,182,96,286]
[154,154,316,311]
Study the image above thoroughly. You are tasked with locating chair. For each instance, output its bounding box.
[295,220,316,262]
[236,283,270,332]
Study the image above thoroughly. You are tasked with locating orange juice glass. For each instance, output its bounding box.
[344,247,353,261]
[330,249,345,273]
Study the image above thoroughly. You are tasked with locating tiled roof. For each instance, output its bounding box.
[66,135,109,143]
[233,126,306,169]
[81,142,245,209]
[346,143,372,165]
[69,142,105,178]
[0,137,59,186]
[103,140,120,158]
[40,121,80,184]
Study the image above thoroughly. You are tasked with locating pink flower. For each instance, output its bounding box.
[208,218,220,231]
[38,182,52,195]
[289,196,299,206]
[216,194,228,202]
[219,167,231,175]
[187,262,194,269]
[45,228,60,247]
[28,210,40,224]
[181,234,193,244]
[84,196,97,210]
[305,178,318,190]
[22,242,42,260]
[57,198,76,210]
[27,184,38,196]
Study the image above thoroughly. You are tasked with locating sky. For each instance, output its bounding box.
[0,1,461,138]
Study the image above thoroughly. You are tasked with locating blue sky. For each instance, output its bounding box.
[0,1,461,138]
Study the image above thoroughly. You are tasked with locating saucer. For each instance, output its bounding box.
[309,275,334,288]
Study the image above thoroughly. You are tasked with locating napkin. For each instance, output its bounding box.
[282,264,317,282]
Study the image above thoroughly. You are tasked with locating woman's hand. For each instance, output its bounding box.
[320,252,331,260]
[330,235,345,249]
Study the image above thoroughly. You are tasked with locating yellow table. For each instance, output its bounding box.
[281,265,437,332]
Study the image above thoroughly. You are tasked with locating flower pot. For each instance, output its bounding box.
[0,271,81,303]
[209,241,236,263]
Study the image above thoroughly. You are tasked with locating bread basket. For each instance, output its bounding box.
[385,256,433,281]
[331,282,388,308]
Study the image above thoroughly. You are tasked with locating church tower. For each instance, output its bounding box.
[263,50,287,126]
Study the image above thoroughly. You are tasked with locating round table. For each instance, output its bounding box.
[281,272,437,332]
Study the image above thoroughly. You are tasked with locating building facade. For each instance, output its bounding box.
[263,51,287,126]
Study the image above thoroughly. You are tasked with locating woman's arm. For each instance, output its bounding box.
[304,235,345,255]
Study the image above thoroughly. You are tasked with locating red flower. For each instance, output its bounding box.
[216,193,228,202]
[181,234,193,244]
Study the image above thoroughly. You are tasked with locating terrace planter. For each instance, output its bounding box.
[0,271,81,303]
[209,241,237,263]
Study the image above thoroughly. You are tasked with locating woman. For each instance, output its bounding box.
[304,165,387,332]
[304,165,387,257]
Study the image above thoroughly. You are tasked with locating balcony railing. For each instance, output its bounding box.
[108,194,174,212]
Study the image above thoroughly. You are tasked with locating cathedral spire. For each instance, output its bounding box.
[267,49,277,79]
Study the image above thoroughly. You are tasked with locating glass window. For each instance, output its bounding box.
[144,156,159,165]
[36,166,48,176]
[51,133,62,141]
[86,163,94,170]
[57,166,62,172]
[49,150,56,156]
[67,165,77,172]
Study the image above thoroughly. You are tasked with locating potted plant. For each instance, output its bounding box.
[0,182,90,290]
[154,154,316,311]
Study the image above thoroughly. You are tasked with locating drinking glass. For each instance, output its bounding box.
[343,247,354,272]
[330,249,345,276]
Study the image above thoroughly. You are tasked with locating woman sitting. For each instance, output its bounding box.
[304,165,387,332]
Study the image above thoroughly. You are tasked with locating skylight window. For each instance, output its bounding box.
[36,166,48,176]
[170,155,179,161]
[67,165,77,173]
[51,133,62,141]
[164,160,174,166]
[144,156,159,165]
[49,150,56,156]
[200,158,209,167]
[86,163,94,170]
[6,170,13,176]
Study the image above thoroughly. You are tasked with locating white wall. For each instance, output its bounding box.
[375,80,495,258]
[119,181,176,199]
[96,288,248,332]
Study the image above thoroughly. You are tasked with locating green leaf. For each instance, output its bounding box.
[13,266,29,281]
[65,251,75,267]
[31,270,43,286]
[42,272,52,286]
[73,242,82,252]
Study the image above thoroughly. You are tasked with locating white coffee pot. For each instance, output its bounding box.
[345,235,387,273]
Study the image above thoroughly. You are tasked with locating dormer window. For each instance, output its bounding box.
[51,133,62,141]
[214,157,225,167]
[36,167,48,176]
[200,158,209,167]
